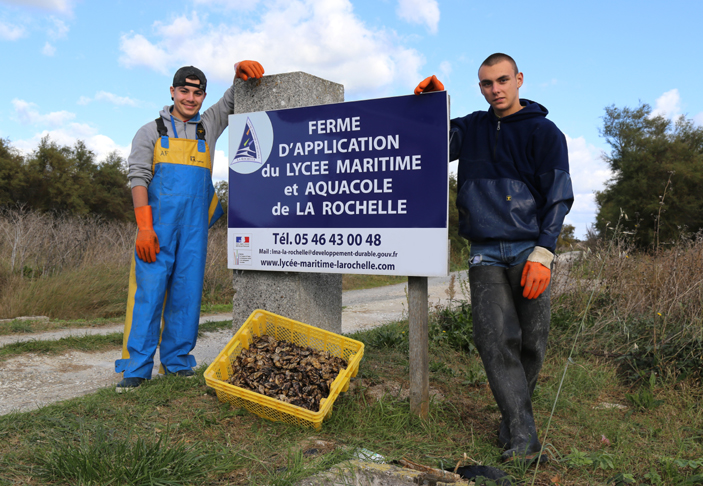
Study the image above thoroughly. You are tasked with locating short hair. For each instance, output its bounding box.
[479,53,519,75]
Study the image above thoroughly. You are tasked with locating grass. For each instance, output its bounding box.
[3,210,703,483]
[0,320,232,362]
[198,319,233,334]
[0,208,456,323]
[199,303,234,315]
[0,333,124,361]
[1,312,701,485]
[0,311,232,336]
[35,424,233,485]
[0,317,123,335]
[0,264,131,321]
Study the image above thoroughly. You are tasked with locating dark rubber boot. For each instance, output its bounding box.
[498,417,510,449]
[507,262,551,400]
[470,264,549,459]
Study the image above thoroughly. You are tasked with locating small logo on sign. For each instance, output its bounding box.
[231,117,262,165]
[234,250,252,266]
[229,112,273,175]
[234,235,251,248]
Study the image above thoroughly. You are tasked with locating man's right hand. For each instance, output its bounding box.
[414,75,444,95]
[134,205,160,263]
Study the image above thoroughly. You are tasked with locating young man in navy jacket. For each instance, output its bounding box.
[415,53,573,463]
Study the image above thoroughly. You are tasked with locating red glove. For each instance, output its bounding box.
[134,205,159,263]
[414,75,444,95]
[235,60,265,81]
[521,261,551,299]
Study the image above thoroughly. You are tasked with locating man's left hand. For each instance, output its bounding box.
[520,246,554,299]
[235,61,265,80]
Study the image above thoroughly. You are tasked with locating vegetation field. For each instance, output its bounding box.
[1,225,703,485]
[0,207,420,323]
[0,303,701,485]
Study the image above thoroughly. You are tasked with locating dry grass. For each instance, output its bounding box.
[0,207,233,320]
[550,232,703,385]
[0,207,453,321]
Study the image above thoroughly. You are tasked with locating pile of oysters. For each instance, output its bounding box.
[226,334,348,411]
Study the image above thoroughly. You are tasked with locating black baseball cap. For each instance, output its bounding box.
[172,66,207,91]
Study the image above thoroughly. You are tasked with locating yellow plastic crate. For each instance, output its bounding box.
[204,309,364,429]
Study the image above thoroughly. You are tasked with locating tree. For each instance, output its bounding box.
[0,138,28,206]
[556,223,578,250]
[213,180,229,227]
[447,174,469,265]
[88,151,133,221]
[0,137,132,221]
[595,103,703,248]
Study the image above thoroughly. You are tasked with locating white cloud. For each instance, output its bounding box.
[42,41,55,56]
[191,0,260,10]
[564,134,611,239]
[12,99,75,127]
[396,0,439,34]
[0,20,25,40]
[119,33,172,75]
[47,16,69,39]
[539,78,558,88]
[77,91,140,107]
[439,60,451,79]
[13,125,130,163]
[649,88,681,120]
[694,112,703,127]
[0,0,75,14]
[213,149,229,182]
[119,0,424,95]
[566,135,610,194]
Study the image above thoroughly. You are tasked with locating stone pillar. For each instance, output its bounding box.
[231,72,344,333]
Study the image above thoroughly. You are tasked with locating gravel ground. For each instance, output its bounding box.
[0,272,466,416]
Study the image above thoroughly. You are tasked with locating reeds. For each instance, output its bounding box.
[0,206,232,319]
[552,232,703,366]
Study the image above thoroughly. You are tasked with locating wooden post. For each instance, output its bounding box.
[408,276,429,418]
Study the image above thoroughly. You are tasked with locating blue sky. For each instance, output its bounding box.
[1,0,701,238]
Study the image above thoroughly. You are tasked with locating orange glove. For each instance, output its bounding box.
[235,60,265,81]
[134,205,160,263]
[414,75,444,95]
[520,246,554,299]
[521,262,550,299]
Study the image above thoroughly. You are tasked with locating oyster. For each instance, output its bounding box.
[226,335,348,412]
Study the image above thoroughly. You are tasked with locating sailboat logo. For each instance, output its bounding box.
[231,117,262,165]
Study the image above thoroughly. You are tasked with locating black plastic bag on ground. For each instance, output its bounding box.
[450,465,513,486]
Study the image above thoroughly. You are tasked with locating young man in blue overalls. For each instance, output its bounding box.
[116,61,265,392]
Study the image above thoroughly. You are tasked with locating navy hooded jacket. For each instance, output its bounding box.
[450,99,574,252]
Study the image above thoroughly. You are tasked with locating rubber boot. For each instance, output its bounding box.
[469,265,549,463]
[507,262,550,401]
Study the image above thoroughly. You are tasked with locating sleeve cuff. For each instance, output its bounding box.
[130,179,148,189]
[527,246,554,268]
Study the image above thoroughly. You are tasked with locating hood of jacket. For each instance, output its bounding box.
[488,99,548,124]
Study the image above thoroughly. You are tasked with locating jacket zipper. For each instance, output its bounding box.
[493,120,501,161]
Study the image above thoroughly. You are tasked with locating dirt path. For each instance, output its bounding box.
[0,273,465,416]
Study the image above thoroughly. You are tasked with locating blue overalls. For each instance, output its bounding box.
[116,116,224,379]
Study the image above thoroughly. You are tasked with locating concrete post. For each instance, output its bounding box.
[231,72,344,333]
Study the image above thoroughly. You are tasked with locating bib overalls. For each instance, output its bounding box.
[116,117,224,379]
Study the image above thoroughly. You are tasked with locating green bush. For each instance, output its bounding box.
[429,301,476,355]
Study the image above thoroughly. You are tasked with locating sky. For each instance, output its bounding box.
[1,0,702,239]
